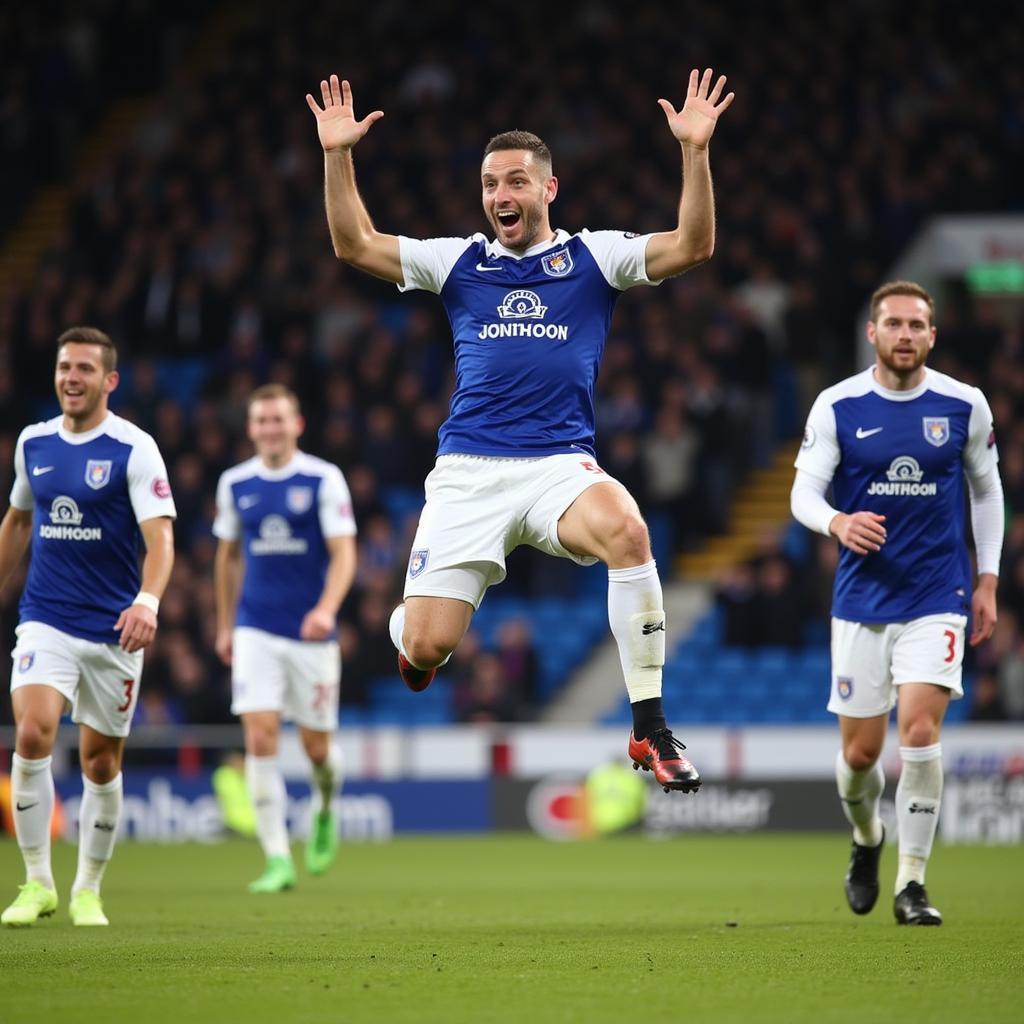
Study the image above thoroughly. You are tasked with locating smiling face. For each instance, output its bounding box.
[867,294,936,386]
[480,149,558,253]
[54,342,118,431]
[248,394,303,467]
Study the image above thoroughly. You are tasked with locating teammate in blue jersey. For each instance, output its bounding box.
[305,70,734,791]
[213,384,357,893]
[791,281,1004,925]
[0,327,176,927]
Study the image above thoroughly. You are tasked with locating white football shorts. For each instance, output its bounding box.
[231,626,340,731]
[828,613,968,718]
[10,620,143,738]
[403,452,622,608]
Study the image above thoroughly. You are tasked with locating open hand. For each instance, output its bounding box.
[306,75,383,152]
[658,68,734,149]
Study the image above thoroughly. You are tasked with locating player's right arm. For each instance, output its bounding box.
[306,75,403,284]
[0,506,32,592]
[214,539,243,666]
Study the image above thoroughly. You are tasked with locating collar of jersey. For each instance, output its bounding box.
[868,366,930,402]
[57,412,113,445]
[484,229,570,261]
[253,452,305,480]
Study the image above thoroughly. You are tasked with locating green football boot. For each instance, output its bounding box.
[69,889,109,926]
[1,881,58,927]
[305,809,339,876]
[248,855,296,894]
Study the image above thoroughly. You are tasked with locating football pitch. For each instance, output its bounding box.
[2,834,1021,1024]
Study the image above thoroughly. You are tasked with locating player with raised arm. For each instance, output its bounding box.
[791,282,1004,925]
[306,70,734,791]
[214,384,357,893]
[1,328,176,927]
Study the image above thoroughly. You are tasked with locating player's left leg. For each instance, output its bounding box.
[556,477,699,793]
[70,726,126,926]
[241,710,296,894]
[298,727,343,875]
[893,682,949,926]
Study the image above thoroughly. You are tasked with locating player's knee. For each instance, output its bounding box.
[403,630,452,671]
[303,733,329,764]
[82,749,121,784]
[604,513,651,566]
[901,718,940,750]
[246,729,278,758]
[15,717,58,759]
[843,742,880,772]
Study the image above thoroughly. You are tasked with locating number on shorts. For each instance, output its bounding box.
[117,679,134,713]
[942,629,957,664]
[313,683,333,711]
[579,460,605,474]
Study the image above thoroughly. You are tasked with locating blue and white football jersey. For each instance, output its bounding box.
[10,413,177,644]
[213,453,357,640]
[398,228,660,457]
[796,367,999,623]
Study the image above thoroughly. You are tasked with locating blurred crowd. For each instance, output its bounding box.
[1,1,1022,724]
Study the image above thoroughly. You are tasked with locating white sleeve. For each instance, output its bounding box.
[963,388,1000,477]
[579,229,661,290]
[318,466,358,538]
[9,430,34,510]
[397,236,475,294]
[126,434,176,523]
[967,467,1004,577]
[791,469,840,538]
[794,392,841,481]
[212,472,241,541]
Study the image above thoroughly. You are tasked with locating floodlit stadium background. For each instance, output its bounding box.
[1,1,1023,842]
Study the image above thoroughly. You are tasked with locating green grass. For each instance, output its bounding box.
[1,835,1022,1023]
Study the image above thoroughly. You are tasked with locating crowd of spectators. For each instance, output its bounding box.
[2,1,1022,724]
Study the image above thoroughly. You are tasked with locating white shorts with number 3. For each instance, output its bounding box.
[828,613,968,718]
[10,620,143,738]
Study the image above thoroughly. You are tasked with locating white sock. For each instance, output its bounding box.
[835,752,885,847]
[11,754,55,889]
[72,773,123,898]
[607,561,665,702]
[245,755,291,860]
[310,742,344,816]
[895,743,943,893]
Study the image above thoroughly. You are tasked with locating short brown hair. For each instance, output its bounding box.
[57,326,117,372]
[483,131,552,176]
[870,281,935,324]
[248,383,301,413]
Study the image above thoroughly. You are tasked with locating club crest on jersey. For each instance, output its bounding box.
[541,248,573,278]
[409,549,429,578]
[85,459,112,489]
[923,417,949,447]
[18,653,34,673]
[837,676,853,700]
[286,486,313,514]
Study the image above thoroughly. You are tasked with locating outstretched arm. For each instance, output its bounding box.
[645,68,734,282]
[306,75,403,284]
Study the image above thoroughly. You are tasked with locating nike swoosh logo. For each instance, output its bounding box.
[32,466,55,476]
[16,802,39,812]
[238,496,260,509]
[855,427,883,439]
[476,263,503,272]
